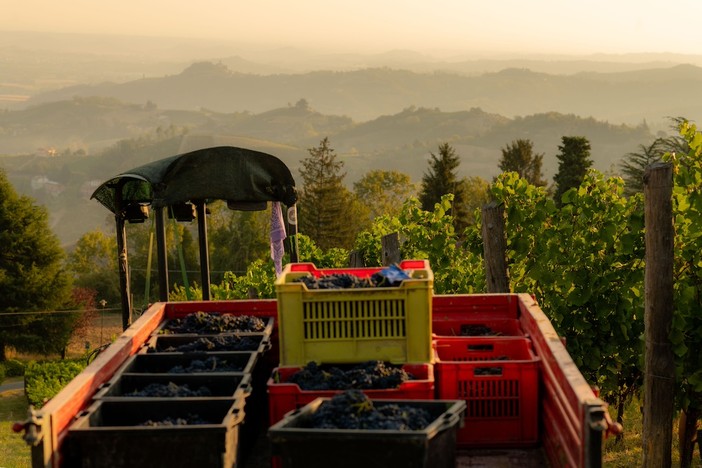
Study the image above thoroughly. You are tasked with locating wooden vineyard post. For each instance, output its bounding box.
[643,162,675,468]
[348,251,364,267]
[382,232,401,266]
[481,201,509,293]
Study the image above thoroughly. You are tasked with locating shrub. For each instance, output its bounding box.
[3,359,26,377]
[24,360,86,408]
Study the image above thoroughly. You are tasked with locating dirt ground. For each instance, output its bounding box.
[66,311,125,358]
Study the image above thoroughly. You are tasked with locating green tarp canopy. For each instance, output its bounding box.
[91,146,297,211]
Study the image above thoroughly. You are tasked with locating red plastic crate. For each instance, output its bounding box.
[434,337,539,447]
[432,316,524,337]
[267,363,435,426]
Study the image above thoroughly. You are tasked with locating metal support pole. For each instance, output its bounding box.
[115,214,132,330]
[196,201,211,301]
[154,206,169,302]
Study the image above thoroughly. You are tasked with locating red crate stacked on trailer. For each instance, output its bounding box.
[431,295,540,447]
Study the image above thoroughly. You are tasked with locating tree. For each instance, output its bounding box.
[298,137,367,250]
[353,169,417,220]
[619,139,666,196]
[498,139,547,187]
[419,143,470,233]
[553,136,593,206]
[208,202,270,282]
[66,229,120,306]
[0,168,75,361]
[457,176,491,226]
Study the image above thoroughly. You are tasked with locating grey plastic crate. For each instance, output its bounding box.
[65,398,244,468]
[118,351,258,375]
[93,372,252,401]
[269,397,466,468]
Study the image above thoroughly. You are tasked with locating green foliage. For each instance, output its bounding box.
[24,359,86,408]
[66,229,120,306]
[354,195,486,294]
[298,137,367,250]
[0,168,76,360]
[207,202,271,283]
[170,233,348,301]
[419,142,471,233]
[498,138,547,187]
[490,171,645,404]
[0,365,5,384]
[619,139,666,196]
[666,120,702,412]
[553,136,593,206]
[353,169,418,220]
[3,359,26,377]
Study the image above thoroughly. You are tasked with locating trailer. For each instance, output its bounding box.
[14,293,620,467]
[13,146,620,466]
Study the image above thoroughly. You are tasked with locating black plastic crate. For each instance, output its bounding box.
[118,351,258,375]
[93,373,251,401]
[144,333,270,354]
[65,398,244,468]
[155,315,275,337]
[268,397,466,468]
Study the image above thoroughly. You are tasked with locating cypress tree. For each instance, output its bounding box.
[419,142,470,233]
[553,136,593,206]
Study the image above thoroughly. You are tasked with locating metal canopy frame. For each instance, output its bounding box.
[91,146,298,329]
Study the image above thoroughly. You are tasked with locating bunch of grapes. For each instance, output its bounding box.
[155,335,260,352]
[308,390,431,430]
[138,414,208,426]
[460,324,500,336]
[167,356,244,373]
[289,361,413,390]
[163,312,266,334]
[127,382,212,397]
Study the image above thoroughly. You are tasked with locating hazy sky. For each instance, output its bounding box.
[3,0,702,56]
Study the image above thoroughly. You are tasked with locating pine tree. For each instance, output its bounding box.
[553,136,593,206]
[419,142,470,232]
[499,139,547,186]
[298,137,363,250]
[0,168,75,360]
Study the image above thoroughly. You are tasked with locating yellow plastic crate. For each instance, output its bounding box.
[275,260,433,365]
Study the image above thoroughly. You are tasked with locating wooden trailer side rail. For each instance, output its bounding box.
[517,293,615,468]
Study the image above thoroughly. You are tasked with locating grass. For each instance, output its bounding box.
[0,385,31,468]
[603,396,701,467]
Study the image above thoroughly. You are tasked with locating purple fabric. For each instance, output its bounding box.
[270,201,287,275]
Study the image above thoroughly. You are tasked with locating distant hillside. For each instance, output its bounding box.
[0,93,662,246]
[22,61,702,126]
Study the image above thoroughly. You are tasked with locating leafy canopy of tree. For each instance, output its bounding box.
[619,117,692,196]
[0,169,76,361]
[457,176,491,226]
[553,136,593,206]
[498,138,547,187]
[419,143,471,234]
[353,169,417,220]
[207,201,271,282]
[66,229,120,306]
[298,137,368,250]
[619,139,666,196]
